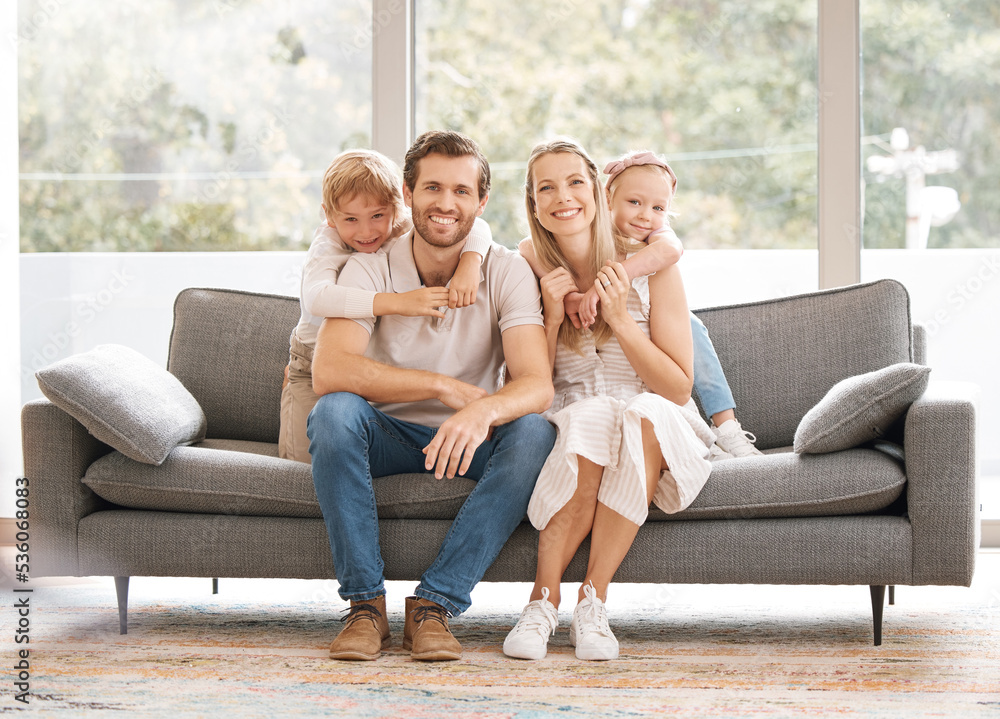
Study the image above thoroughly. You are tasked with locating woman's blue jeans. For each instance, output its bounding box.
[308,391,556,616]
[691,312,736,419]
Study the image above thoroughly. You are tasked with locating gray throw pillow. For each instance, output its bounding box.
[793,363,931,454]
[36,344,207,465]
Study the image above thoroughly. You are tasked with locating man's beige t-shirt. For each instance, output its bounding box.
[336,231,543,427]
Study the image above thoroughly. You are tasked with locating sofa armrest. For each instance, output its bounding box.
[21,398,113,576]
[904,380,979,586]
[912,322,927,365]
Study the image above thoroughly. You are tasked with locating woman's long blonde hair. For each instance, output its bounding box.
[524,138,636,352]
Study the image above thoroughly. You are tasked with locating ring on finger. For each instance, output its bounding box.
[601,277,612,287]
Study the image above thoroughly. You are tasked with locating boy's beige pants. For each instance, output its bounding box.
[278,334,319,464]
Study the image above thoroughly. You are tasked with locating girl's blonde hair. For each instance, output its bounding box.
[523,138,637,352]
[322,150,408,234]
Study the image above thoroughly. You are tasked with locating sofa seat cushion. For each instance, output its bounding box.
[648,447,906,522]
[82,441,476,519]
[83,442,905,523]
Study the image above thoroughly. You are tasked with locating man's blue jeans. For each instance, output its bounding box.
[308,392,556,616]
[691,313,736,419]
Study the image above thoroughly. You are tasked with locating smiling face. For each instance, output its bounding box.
[404,152,487,249]
[327,194,394,253]
[607,166,674,243]
[530,152,597,244]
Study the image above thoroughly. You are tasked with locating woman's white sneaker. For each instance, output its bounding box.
[503,587,559,660]
[569,582,619,660]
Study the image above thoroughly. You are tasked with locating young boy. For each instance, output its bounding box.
[279,149,493,463]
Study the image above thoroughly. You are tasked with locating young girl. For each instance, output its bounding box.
[520,150,761,459]
[279,149,493,463]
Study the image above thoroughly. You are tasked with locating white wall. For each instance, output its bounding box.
[864,249,1000,474]
[2,4,22,517]
[18,252,305,391]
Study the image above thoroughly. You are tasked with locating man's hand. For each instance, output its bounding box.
[423,402,493,479]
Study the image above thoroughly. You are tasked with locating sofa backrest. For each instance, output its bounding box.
[693,279,913,450]
[166,280,913,449]
[168,288,299,443]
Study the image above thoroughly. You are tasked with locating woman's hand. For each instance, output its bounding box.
[539,267,578,329]
[594,261,632,332]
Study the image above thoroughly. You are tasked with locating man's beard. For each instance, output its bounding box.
[411,207,477,249]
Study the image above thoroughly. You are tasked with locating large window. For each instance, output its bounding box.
[18,0,372,252]
[859,0,1000,475]
[861,1,999,251]
[416,0,819,250]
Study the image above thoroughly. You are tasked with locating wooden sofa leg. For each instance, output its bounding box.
[212,578,219,595]
[889,585,895,605]
[114,576,130,635]
[869,585,886,646]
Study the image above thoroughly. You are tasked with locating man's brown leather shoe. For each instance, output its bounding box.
[329,594,391,661]
[403,596,462,661]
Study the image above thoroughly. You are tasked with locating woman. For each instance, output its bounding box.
[504,139,715,661]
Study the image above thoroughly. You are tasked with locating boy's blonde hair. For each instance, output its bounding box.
[322,150,407,228]
[523,138,638,353]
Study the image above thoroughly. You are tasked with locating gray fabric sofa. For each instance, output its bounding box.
[22,279,980,645]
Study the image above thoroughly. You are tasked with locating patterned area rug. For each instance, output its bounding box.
[6,552,1000,717]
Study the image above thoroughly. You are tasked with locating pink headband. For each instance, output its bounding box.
[603,152,677,193]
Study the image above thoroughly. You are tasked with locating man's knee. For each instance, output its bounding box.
[502,413,556,461]
[308,391,372,443]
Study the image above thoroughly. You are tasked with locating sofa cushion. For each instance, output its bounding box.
[36,344,207,465]
[83,442,905,523]
[648,447,907,521]
[82,441,476,519]
[793,363,931,454]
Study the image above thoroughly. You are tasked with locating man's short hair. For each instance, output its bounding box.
[403,130,491,200]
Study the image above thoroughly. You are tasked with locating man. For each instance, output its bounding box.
[308,130,555,662]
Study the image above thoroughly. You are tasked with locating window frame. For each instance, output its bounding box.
[373,0,862,289]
